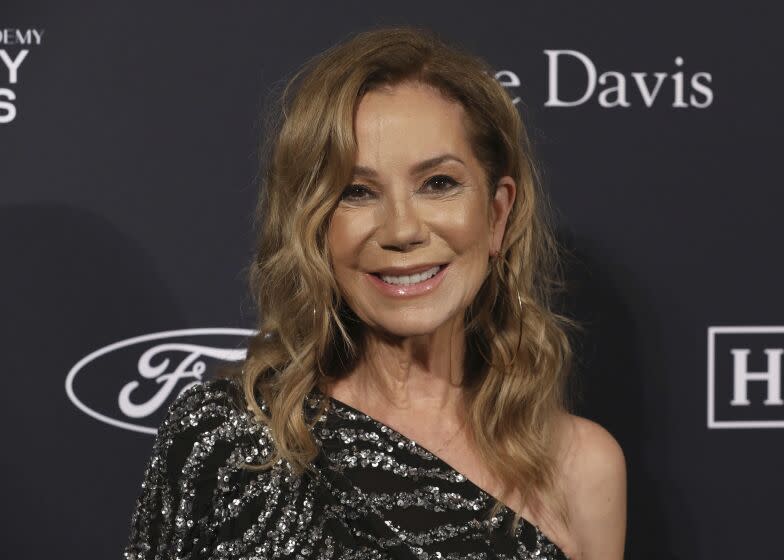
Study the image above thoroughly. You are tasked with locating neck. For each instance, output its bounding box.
[324,312,467,420]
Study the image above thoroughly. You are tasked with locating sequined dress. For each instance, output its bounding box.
[123,377,569,560]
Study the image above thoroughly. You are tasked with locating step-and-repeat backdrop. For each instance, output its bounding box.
[1,2,781,559]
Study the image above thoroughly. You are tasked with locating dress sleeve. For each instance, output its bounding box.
[122,378,246,560]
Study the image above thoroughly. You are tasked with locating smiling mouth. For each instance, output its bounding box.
[371,264,447,286]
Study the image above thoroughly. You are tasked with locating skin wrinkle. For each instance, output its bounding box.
[215,28,626,559]
[324,80,515,454]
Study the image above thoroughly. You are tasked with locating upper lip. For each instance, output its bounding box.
[371,262,447,276]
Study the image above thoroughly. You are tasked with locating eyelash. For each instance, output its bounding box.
[340,175,461,202]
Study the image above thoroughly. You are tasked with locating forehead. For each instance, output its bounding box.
[353,82,471,165]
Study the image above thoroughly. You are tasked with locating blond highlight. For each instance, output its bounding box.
[218,25,582,534]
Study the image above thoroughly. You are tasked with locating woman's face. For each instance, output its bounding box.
[327,81,515,338]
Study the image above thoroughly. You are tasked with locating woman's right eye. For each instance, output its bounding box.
[339,184,374,202]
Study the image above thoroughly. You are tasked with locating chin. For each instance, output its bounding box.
[370,313,454,338]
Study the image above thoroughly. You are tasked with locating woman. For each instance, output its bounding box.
[124,26,626,560]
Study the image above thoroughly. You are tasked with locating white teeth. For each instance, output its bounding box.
[379,265,441,285]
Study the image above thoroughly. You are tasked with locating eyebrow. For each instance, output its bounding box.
[351,154,466,178]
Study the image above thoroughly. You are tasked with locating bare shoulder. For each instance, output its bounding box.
[555,412,627,560]
[555,413,626,481]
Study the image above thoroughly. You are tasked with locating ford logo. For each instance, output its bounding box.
[65,328,255,434]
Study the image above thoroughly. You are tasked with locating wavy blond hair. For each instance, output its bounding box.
[219,25,580,534]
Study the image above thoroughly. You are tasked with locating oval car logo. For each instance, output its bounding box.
[65,328,255,434]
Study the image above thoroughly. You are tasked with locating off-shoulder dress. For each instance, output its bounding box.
[123,377,569,560]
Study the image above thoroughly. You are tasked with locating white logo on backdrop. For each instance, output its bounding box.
[0,28,45,124]
[708,326,784,429]
[495,50,713,109]
[2,34,713,121]
[65,328,255,434]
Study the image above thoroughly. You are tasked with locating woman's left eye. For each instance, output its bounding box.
[422,175,460,193]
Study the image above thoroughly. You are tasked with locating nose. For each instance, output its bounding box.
[376,192,428,252]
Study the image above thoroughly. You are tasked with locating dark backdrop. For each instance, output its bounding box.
[1,2,781,559]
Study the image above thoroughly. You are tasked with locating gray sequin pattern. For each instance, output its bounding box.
[123,378,569,560]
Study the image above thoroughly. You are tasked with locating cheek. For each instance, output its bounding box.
[430,198,491,253]
[326,212,375,309]
[327,211,370,269]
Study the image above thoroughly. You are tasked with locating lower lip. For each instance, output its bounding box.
[366,264,449,297]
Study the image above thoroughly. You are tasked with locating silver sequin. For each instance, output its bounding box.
[123,379,569,560]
